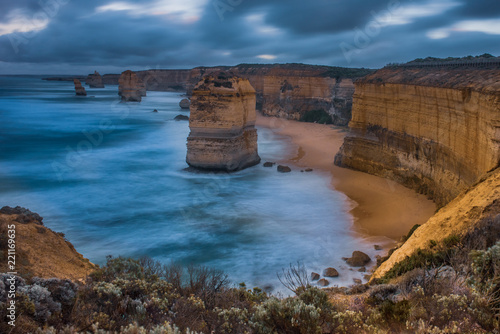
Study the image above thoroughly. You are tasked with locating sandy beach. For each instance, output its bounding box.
[256,113,436,241]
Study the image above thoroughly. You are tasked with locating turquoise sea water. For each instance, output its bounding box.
[0,76,379,291]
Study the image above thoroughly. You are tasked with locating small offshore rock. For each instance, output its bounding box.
[179,98,190,109]
[374,244,382,250]
[153,109,158,113]
[277,165,291,173]
[317,278,329,287]
[345,251,371,267]
[323,267,339,277]
[174,114,189,121]
[74,79,87,96]
[353,278,362,285]
[358,267,366,272]
[311,272,320,281]
[305,168,313,172]
[263,162,275,167]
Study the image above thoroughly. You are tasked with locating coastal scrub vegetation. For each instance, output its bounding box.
[2,236,500,334]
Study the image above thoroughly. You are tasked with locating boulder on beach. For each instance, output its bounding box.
[174,114,189,121]
[74,79,87,96]
[317,278,329,287]
[179,98,190,109]
[323,267,339,277]
[344,251,371,267]
[311,272,320,281]
[263,162,276,167]
[353,278,362,285]
[277,165,291,173]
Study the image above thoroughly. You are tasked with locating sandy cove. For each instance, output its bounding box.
[256,113,436,241]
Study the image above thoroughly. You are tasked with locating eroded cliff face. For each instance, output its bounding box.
[335,67,500,207]
[186,71,260,171]
[102,70,190,91]
[187,64,370,126]
[118,70,146,102]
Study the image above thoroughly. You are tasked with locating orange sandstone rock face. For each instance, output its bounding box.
[73,79,87,96]
[118,70,147,102]
[335,67,500,207]
[186,72,260,171]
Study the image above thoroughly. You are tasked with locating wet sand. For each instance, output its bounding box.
[256,114,436,241]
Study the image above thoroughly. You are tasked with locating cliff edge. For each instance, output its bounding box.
[335,66,500,207]
[0,206,95,281]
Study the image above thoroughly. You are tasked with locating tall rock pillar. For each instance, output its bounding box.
[186,71,261,171]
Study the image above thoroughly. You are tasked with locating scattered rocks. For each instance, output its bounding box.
[174,114,189,121]
[179,98,190,109]
[305,168,313,172]
[73,79,87,96]
[353,278,362,285]
[374,245,382,250]
[323,267,339,277]
[344,251,371,267]
[311,272,320,281]
[277,165,291,173]
[317,278,329,287]
[263,162,276,167]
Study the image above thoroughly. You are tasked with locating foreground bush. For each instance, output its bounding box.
[0,253,498,333]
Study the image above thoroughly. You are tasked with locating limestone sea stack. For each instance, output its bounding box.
[118,70,146,102]
[74,79,87,96]
[86,70,105,88]
[186,71,261,171]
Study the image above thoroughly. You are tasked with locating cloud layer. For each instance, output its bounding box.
[0,0,499,74]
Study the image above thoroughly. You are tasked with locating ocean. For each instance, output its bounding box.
[0,76,379,292]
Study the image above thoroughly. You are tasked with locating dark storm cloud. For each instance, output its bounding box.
[0,0,499,74]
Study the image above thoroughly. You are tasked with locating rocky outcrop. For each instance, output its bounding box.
[73,79,86,96]
[187,64,373,126]
[186,71,260,171]
[118,70,146,102]
[335,66,500,207]
[85,71,105,88]
[0,206,95,281]
[179,98,190,109]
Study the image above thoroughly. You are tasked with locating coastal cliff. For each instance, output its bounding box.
[335,66,500,207]
[0,206,95,281]
[186,71,260,171]
[187,64,371,126]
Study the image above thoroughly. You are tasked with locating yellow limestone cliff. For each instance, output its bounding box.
[333,65,500,279]
[335,66,500,207]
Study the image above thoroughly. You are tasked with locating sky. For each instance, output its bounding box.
[0,0,499,74]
